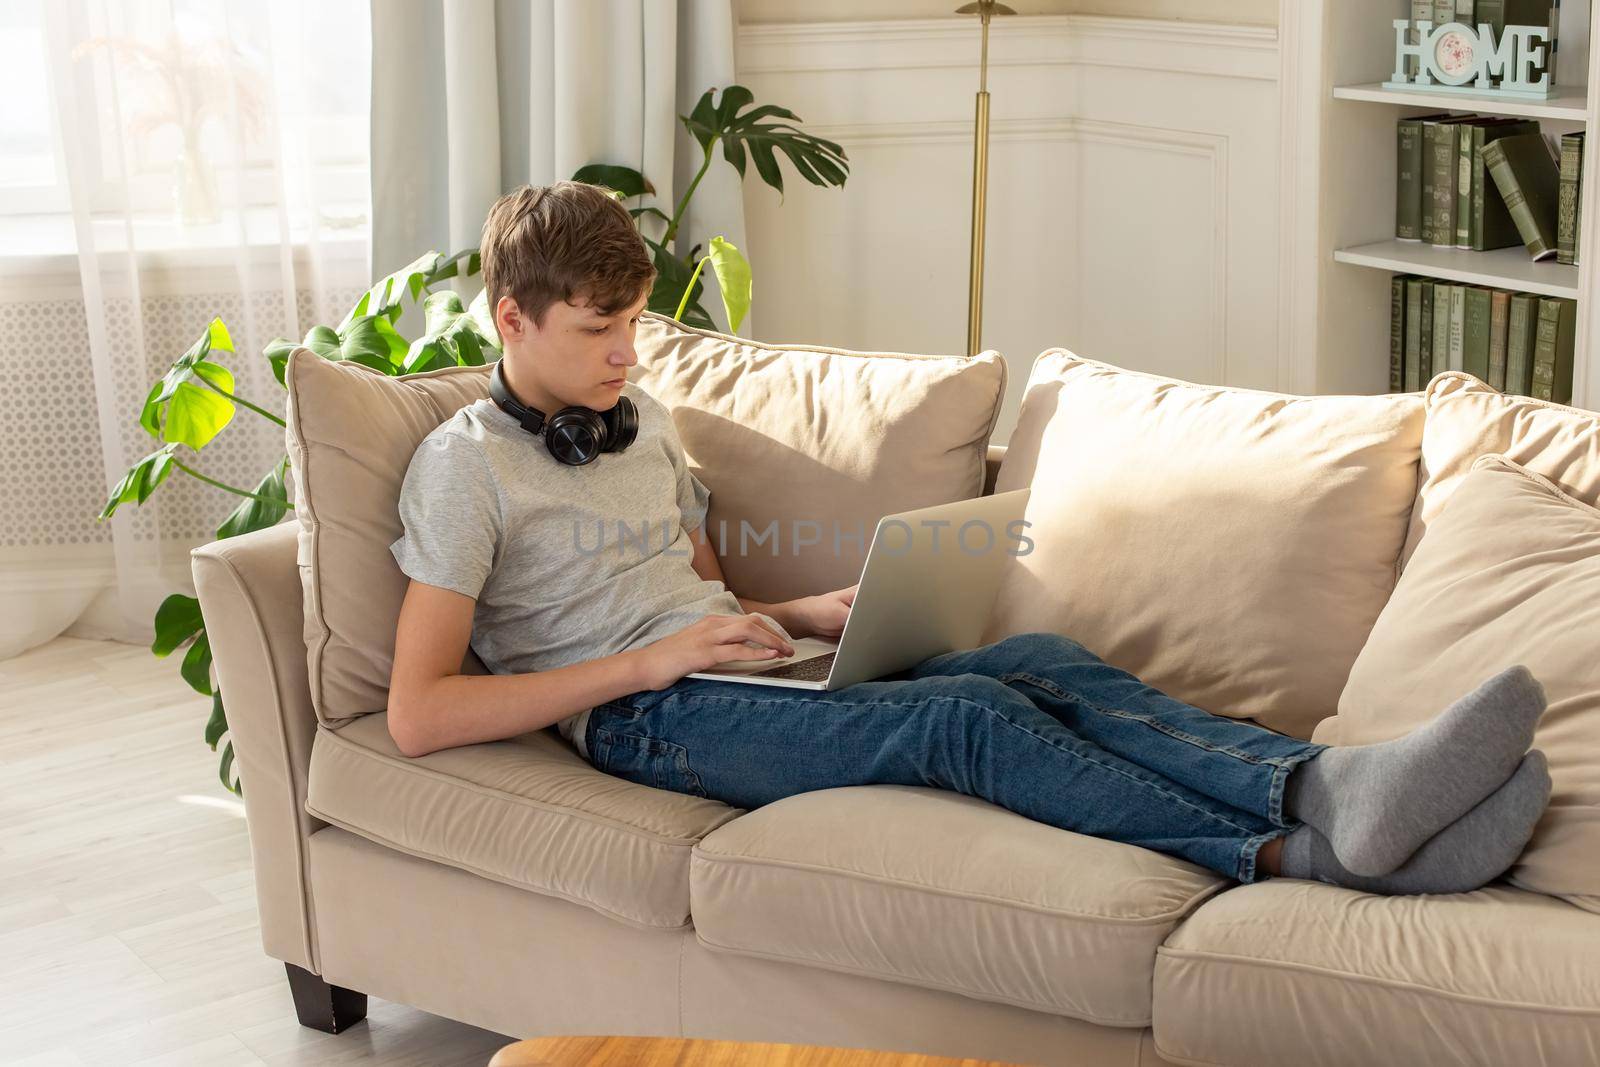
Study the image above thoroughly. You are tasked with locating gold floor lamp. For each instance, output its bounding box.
[957,0,1015,357]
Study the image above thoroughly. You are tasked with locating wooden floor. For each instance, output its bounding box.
[1,636,513,1066]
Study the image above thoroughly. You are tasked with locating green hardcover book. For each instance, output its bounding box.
[1429,121,1459,246]
[1506,292,1537,394]
[1577,133,1585,266]
[1397,118,1429,240]
[1532,297,1577,404]
[1457,119,1476,248]
[1390,276,1408,392]
[1405,277,1426,391]
[1558,131,1582,264]
[1462,286,1492,381]
[1419,281,1437,382]
[1426,117,1477,246]
[1455,0,1475,22]
[1474,119,1540,250]
[1487,289,1511,390]
[1483,133,1561,259]
[1446,283,1467,372]
[1435,282,1457,373]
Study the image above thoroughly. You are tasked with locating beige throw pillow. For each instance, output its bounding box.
[987,351,1425,739]
[1402,371,1600,573]
[628,313,1007,603]
[1317,455,1600,914]
[286,313,1008,727]
[286,351,494,728]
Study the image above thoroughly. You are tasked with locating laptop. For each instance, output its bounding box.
[686,488,1031,690]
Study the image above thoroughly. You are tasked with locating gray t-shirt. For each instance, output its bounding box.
[389,382,744,760]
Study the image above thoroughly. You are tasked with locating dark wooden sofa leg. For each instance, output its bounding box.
[285,962,368,1034]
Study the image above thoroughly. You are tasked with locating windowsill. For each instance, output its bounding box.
[0,205,370,282]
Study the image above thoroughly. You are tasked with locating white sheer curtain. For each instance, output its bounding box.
[369,0,750,333]
[0,0,372,656]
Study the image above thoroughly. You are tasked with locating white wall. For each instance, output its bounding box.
[733,15,1282,442]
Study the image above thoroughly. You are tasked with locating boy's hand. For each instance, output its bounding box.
[635,614,796,690]
[788,584,858,641]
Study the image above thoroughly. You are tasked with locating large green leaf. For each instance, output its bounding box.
[204,690,227,750]
[707,236,752,333]
[215,457,289,540]
[424,248,481,286]
[218,740,237,793]
[403,290,498,374]
[180,629,213,697]
[680,85,849,200]
[644,236,715,330]
[307,316,409,374]
[152,593,204,657]
[100,443,180,520]
[264,337,297,388]
[468,287,498,344]
[340,251,443,330]
[138,319,238,450]
[572,164,655,200]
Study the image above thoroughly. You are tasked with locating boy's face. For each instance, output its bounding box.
[494,288,650,414]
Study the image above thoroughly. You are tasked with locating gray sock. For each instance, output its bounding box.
[1285,664,1546,876]
[1280,750,1550,895]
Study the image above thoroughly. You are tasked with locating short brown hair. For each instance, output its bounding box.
[479,181,657,332]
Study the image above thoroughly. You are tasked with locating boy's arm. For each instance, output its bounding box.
[387,578,651,757]
[686,524,856,641]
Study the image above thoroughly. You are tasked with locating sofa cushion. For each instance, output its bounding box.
[688,784,1229,1026]
[286,349,493,728]
[628,314,1007,602]
[1152,880,1600,1066]
[1401,371,1600,574]
[303,713,742,930]
[1316,455,1600,914]
[988,351,1424,739]
[285,314,1007,727]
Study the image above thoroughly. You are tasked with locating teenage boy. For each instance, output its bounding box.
[389,181,1550,894]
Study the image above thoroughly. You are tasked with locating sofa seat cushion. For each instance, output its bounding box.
[304,713,743,931]
[1153,880,1600,1067]
[687,784,1229,1026]
[989,351,1424,740]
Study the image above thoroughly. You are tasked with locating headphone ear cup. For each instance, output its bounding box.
[544,408,607,466]
[602,396,639,453]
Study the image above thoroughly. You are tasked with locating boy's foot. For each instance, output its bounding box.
[1280,750,1550,895]
[1285,665,1546,876]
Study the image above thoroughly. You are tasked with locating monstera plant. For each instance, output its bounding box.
[98,84,849,796]
[574,83,849,333]
[99,249,493,795]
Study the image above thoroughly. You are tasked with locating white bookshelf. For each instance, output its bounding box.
[1333,240,1582,298]
[1280,0,1599,410]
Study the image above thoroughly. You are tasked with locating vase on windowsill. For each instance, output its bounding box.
[175,141,219,227]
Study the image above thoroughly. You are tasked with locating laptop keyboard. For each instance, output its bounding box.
[751,651,836,682]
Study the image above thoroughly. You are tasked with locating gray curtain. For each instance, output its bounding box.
[370,0,750,333]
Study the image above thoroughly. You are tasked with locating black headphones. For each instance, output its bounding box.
[488,359,638,466]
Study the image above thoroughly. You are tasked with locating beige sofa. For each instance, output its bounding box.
[193,315,1600,1066]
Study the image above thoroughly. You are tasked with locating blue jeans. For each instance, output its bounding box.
[583,632,1327,882]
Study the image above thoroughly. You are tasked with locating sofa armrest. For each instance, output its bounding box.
[191,520,322,972]
[984,445,1007,496]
